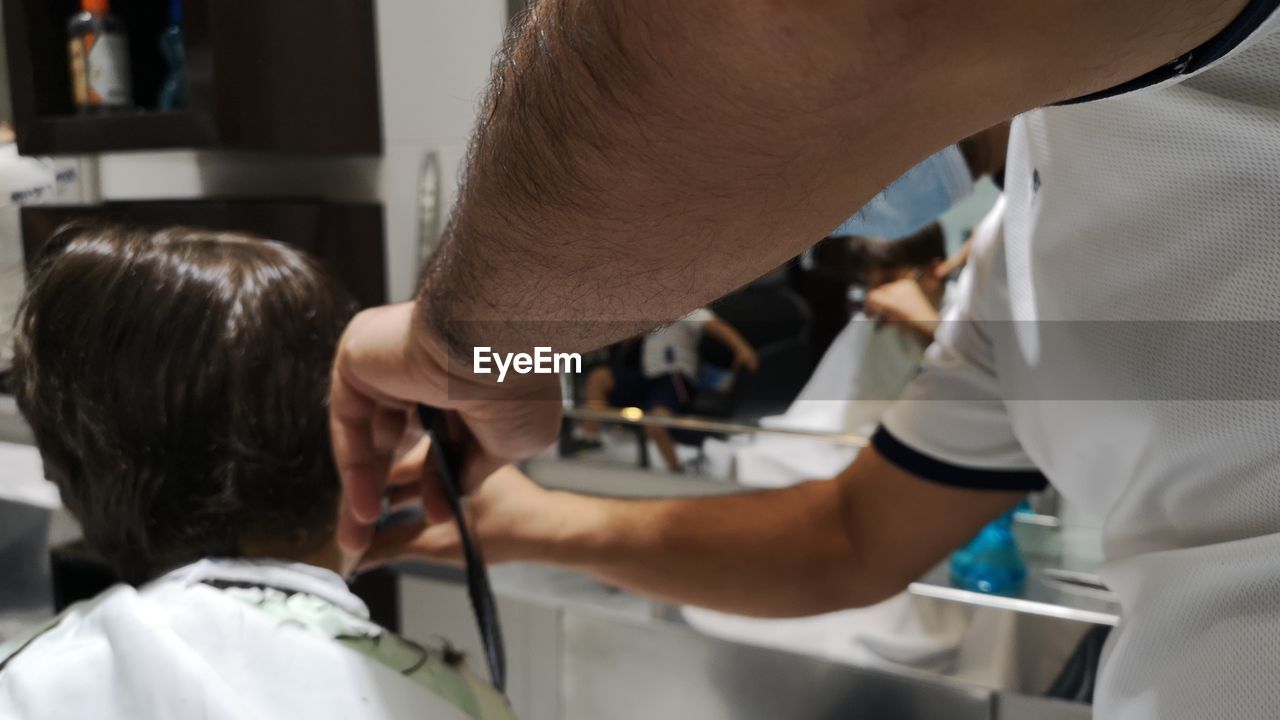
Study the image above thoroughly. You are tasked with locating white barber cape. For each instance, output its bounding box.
[0,559,512,720]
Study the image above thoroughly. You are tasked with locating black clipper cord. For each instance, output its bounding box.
[416,405,507,693]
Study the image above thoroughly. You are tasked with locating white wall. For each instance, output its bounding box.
[372,0,509,299]
[92,0,509,302]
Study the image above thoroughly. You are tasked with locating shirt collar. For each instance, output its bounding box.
[151,557,370,618]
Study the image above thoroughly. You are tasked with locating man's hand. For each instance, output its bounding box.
[329,302,562,554]
[865,277,943,343]
[363,447,1025,618]
[359,464,563,570]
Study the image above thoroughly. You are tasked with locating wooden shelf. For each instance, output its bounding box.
[4,0,382,156]
[18,110,218,155]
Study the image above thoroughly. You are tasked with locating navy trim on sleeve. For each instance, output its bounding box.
[871,426,1049,492]
[1058,0,1279,105]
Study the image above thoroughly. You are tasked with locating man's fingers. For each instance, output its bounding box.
[418,522,464,559]
[357,520,428,571]
[388,434,431,487]
[330,369,388,525]
[338,500,376,555]
[386,482,425,512]
[372,405,410,456]
[358,520,464,572]
[383,434,453,523]
[340,435,425,553]
[330,304,430,529]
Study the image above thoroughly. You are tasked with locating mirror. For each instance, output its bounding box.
[557,177,1004,484]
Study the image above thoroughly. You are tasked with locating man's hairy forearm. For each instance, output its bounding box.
[509,445,1024,617]
[423,0,1247,359]
[539,480,893,617]
[423,0,962,357]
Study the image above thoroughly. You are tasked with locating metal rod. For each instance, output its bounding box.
[562,406,870,447]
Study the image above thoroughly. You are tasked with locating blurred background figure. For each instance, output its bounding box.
[576,309,758,473]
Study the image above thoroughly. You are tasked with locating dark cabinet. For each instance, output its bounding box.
[21,200,387,307]
[4,0,382,155]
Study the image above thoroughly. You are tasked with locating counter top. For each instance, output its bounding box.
[907,515,1118,626]
[909,563,1119,627]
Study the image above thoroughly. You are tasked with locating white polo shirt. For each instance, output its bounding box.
[874,4,1280,719]
[642,308,715,379]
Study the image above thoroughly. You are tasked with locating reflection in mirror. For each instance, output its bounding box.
[560,405,868,481]
[558,175,1004,488]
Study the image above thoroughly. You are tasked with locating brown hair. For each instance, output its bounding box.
[840,222,946,283]
[11,224,357,583]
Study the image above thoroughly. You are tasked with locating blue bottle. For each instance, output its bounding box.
[949,503,1028,595]
[156,0,187,110]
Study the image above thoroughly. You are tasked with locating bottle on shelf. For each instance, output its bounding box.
[949,500,1030,596]
[156,0,188,111]
[67,0,132,112]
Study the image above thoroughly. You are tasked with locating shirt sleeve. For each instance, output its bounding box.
[874,197,1048,492]
[1060,0,1280,105]
[684,308,715,328]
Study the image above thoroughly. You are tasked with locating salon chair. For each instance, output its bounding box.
[665,286,815,463]
[692,285,815,420]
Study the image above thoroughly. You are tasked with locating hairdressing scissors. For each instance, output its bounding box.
[416,405,506,693]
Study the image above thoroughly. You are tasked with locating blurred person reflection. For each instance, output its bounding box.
[576,309,759,472]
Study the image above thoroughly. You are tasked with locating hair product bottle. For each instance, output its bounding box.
[156,0,187,110]
[67,0,132,112]
[949,501,1029,596]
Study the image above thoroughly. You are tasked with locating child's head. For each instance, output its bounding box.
[12,224,358,583]
[845,222,946,290]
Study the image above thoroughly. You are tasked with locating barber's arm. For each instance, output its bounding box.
[332,0,1248,551]
[423,0,1244,348]
[362,447,1023,617]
